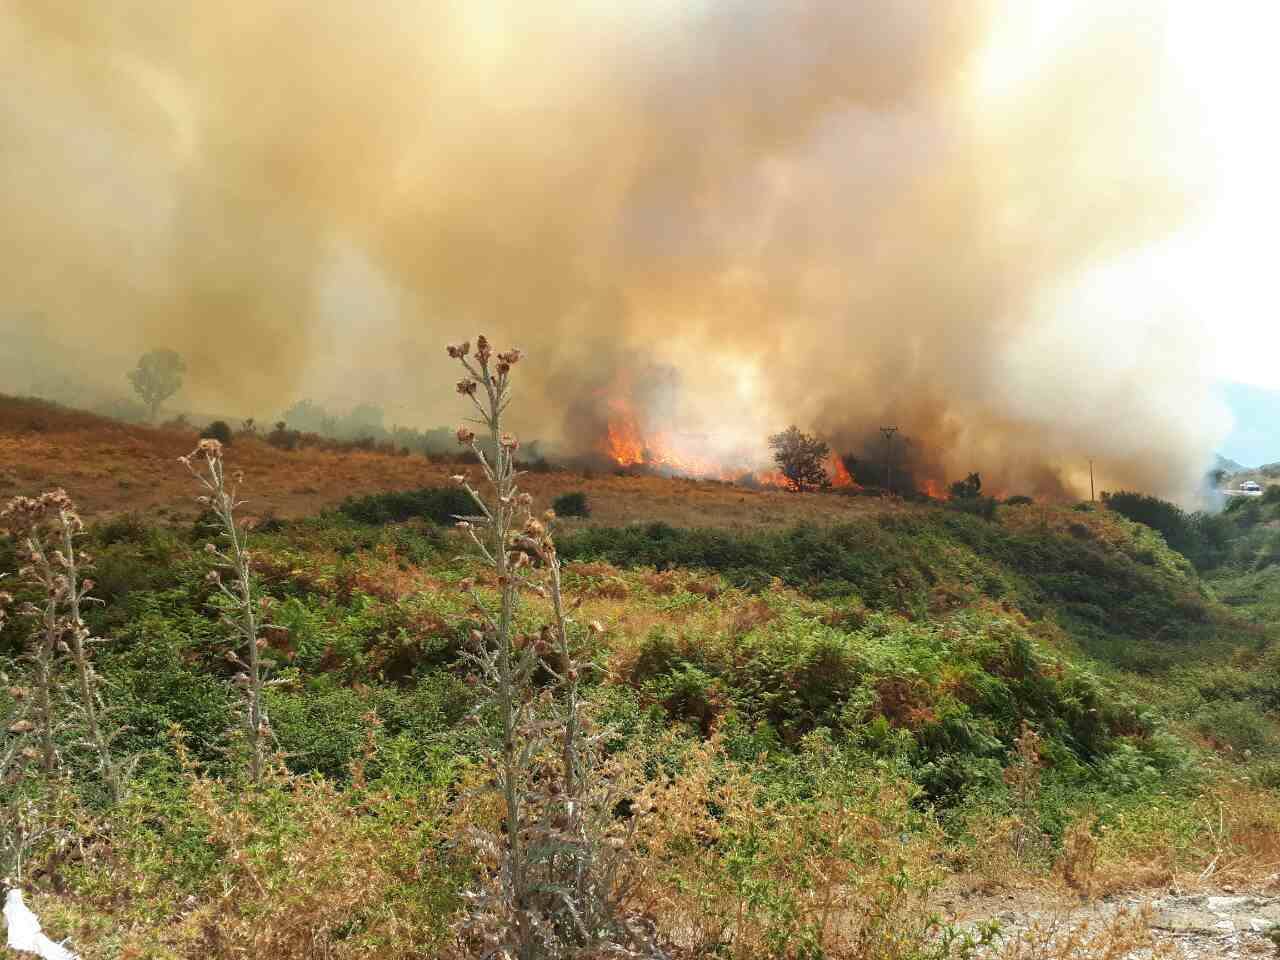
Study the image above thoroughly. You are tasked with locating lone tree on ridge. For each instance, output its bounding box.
[128,349,186,422]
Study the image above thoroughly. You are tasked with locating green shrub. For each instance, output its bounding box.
[105,601,236,763]
[95,512,152,546]
[199,419,233,444]
[946,495,997,521]
[1103,489,1230,569]
[338,486,474,525]
[552,490,591,518]
[1195,699,1280,756]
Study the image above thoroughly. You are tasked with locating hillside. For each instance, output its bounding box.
[0,394,896,530]
[2,397,1280,958]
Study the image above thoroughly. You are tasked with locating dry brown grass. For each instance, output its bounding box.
[0,395,902,529]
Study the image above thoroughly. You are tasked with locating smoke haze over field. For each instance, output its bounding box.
[1,1,1247,499]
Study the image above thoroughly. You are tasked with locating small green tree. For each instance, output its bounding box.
[768,426,831,492]
[128,349,186,422]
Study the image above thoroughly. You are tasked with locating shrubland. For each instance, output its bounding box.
[2,364,1280,957]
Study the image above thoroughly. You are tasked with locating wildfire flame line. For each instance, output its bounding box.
[600,404,855,489]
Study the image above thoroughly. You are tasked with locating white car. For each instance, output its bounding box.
[1240,480,1262,493]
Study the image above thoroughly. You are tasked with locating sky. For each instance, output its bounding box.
[1221,383,1280,468]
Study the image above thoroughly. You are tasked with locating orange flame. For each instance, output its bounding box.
[920,479,947,500]
[828,452,854,488]
[599,397,858,491]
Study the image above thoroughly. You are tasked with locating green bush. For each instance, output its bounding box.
[199,420,234,444]
[946,495,997,521]
[269,672,473,779]
[104,599,236,764]
[552,490,591,518]
[1194,699,1280,756]
[338,486,474,525]
[1102,489,1230,569]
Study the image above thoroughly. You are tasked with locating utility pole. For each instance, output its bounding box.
[1089,457,1095,503]
[879,426,899,495]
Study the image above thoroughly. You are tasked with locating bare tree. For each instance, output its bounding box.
[128,348,186,422]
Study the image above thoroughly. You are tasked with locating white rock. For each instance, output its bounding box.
[4,889,77,960]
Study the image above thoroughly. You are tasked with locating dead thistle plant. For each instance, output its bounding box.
[446,336,660,959]
[1,490,129,801]
[1004,722,1046,862]
[181,439,277,783]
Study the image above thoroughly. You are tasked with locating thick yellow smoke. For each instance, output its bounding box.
[0,1,1241,498]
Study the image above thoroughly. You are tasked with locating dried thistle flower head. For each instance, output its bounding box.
[456,426,476,445]
[446,340,471,359]
[499,433,519,450]
[497,348,522,366]
[475,335,492,364]
[456,378,479,396]
[1,488,76,537]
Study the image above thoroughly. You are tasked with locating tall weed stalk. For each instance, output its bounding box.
[181,439,274,782]
[1,490,128,800]
[447,336,658,959]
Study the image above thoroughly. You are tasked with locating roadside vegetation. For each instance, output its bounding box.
[1,363,1279,957]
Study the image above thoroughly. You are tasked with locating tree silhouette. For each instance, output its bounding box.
[950,472,983,500]
[768,426,831,492]
[128,349,186,422]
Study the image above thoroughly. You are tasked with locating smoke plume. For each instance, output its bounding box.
[0,1,1228,499]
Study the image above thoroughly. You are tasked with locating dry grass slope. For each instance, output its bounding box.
[0,395,900,529]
